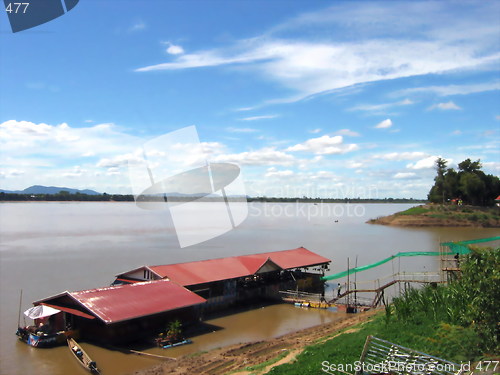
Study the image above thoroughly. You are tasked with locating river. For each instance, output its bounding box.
[0,202,497,375]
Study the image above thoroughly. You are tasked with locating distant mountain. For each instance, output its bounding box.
[0,185,101,195]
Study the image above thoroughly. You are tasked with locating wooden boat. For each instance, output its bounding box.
[16,326,77,348]
[67,337,100,374]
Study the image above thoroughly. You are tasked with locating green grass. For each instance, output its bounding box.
[267,313,488,375]
[397,205,430,215]
[243,349,291,372]
[268,248,499,375]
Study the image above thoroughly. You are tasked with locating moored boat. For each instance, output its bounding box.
[68,337,101,374]
[16,304,79,347]
[16,326,74,348]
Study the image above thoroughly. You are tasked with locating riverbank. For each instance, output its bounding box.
[368,204,500,227]
[131,309,381,375]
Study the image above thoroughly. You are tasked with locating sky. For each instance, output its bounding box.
[1,0,499,199]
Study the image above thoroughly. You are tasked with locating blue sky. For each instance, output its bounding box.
[1,0,499,198]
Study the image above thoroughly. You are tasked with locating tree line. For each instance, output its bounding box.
[428,158,500,206]
[0,191,135,201]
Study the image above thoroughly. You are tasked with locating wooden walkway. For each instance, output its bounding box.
[328,273,444,308]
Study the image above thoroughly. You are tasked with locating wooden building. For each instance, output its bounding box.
[33,280,206,344]
[113,247,331,311]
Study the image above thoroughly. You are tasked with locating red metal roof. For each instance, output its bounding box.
[150,257,268,286]
[40,303,95,320]
[149,247,330,286]
[242,247,331,270]
[38,280,206,324]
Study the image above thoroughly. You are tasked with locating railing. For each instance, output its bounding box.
[279,290,323,302]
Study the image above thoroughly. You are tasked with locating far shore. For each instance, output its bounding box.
[368,204,500,228]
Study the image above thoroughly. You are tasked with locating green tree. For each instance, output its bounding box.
[458,158,482,173]
[460,173,486,206]
[429,157,500,206]
[428,157,448,203]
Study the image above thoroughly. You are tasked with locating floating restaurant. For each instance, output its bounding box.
[112,247,331,311]
[24,280,206,345]
[19,247,330,346]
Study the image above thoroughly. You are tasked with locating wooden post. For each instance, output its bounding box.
[17,289,23,328]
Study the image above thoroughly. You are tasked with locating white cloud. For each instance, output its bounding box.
[350,99,414,112]
[136,2,500,102]
[345,161,365,169]
[394,172,417,179]
[429,101,462,110]
[130,20,146,32]
[395,81,500,97]
[483,161,500,173]
[162,42,185,55]
[335,129,360,137]
[286,135,359,155]
[309,128,322,134]
[0,169,24,179]
[63,166,87,178]
[406,156,441,170]
[239,115,278,121]
[265,167,294,178]
[212,147,295,166]
[375,119,393,129]
[226,127,258,133]
[235,106,257,112]
[451,130,462,135]
[374,152,428,161]
[310,170,338,180]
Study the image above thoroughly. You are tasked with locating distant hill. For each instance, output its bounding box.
[0,185,101,195]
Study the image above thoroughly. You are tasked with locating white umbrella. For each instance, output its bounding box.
[24,305,60,319]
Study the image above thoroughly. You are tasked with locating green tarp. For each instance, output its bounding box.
[321,236,500,281]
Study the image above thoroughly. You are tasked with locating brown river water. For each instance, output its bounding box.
[1,202,498,375]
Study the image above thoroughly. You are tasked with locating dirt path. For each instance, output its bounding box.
[131,309,380,375]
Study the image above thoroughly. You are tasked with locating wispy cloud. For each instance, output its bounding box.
[226,127,258,133]
[350,99,413,112]
[428,101,462,111]
[394,81,500,97]
[394,172,417,179]
[212,147,295,166]
[286,135,358,155]
[407,156,442,170]
[136,2,500,103]
[239,115,278,121]
[335,129,360,137]
[265,167,294,178]
[374,151,428,161]
[309,128,322,134]
[129,20,146,32]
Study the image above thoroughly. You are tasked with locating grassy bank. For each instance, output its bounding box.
[369,204,500,227]
[268,247,499,375]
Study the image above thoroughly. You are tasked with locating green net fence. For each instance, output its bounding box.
[321,236,500,281]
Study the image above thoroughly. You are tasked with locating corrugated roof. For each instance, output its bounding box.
[149,247,330,286]
[248,247,331,270]
[37,280,206,324]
